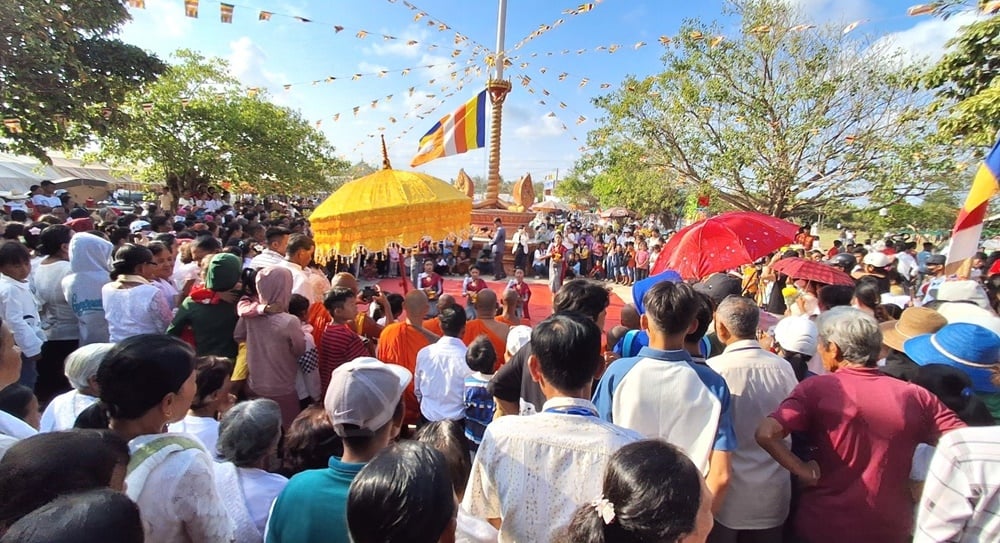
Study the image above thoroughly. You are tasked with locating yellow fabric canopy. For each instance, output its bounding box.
[310,167,473,258]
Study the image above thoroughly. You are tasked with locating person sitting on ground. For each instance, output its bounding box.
[0,430,130,533]
[167,356,234,456]
[419,259,446,318]
[215,399,289,543]
[347,440,457,543]
[462,289,510,372]
[265,357,410,543]
[0,489,144,543]
[560,440,715,543]
[463,335,498,453]
[415,307,470,423]
[461,265,489,319]
[464,313,643,542]
[39,343,115,432]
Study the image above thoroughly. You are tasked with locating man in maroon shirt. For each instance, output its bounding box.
[756,306,965,543]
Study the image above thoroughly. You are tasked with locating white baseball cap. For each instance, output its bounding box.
[324,357,412,437]
[506,325,532,356]
[863,252,893,268]
[773,316,818,357]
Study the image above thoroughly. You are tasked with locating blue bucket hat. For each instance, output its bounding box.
[903,322,1000,394]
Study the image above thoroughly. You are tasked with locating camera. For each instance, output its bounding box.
[360,286,378,301]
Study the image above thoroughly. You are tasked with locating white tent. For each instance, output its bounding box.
[0,152,138,193]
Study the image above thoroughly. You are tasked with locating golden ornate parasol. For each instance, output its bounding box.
[310,138,473,259]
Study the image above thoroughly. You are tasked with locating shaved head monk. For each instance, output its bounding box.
[620,303,640,331]
[376,290,440,427]
[462,289,510,372]
[425,293,457,336]
[323,272,394,348]
[497,288,524,327]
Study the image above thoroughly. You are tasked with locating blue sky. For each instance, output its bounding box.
[116,0,982,184]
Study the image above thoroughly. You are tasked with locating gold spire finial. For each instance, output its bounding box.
[380,134,392,170]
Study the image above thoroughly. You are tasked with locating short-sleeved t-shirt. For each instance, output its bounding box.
[770,366,966,543]
[487,343,546,415]
[265,457,364,543]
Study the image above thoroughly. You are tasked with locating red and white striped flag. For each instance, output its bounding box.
[946,139,1000,271]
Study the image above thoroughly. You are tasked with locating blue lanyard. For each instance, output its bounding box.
[544,406,598,417]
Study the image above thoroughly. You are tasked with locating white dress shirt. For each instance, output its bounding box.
[415,336,471,421]
[279,261,316,304]
[168,414,221,457]
[707,339,799,530]
[249,249,285,270]
[463,397,642,543]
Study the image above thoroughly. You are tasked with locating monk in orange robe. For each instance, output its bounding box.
[376,290,439,426]
[461,289,510,371]
[496,288,525,327]
[424,293,457,336]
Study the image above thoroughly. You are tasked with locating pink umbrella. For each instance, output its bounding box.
[651,211,800,279]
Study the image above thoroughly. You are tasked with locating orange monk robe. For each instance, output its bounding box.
[376,322,431,426]
[496,315,528,327]
[462,319,509,372]
[424,317,443,336]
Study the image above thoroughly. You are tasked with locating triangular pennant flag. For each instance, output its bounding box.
[356,30,369,39]
[658,35,671,45]
[547,112,556,117]
[559,102,567,109]
[634,41,646,50]
[258,10,271,21]
[789,24,816,31]
[333,113,340,121]
[600,83,611,89]
[334,25,344,32]
[542,89,550,95]
[127,0,145,8]
[414,12,425,21]
[710,36,724,47]
[353,106,360,117]
[371,100,378,109]
[438,23,448,31]
[579,78,589,87]
[389,117,397,123]
[326,76,336,83]
[378,70,388,78]
[352,74,362,80]
[407,39,418,45]
[401,68,411,76]
[520,62,529,68]
[576,115,586,124]
[749,25,772,34]
[408,86,415,96]
[141,102,154,113]
[247,87,260,97]
[184,0,198,18]
[383,34,396,41]
[220,3,234,23]
[294,16,312,23]
[386,95,393,101]
[689,31,704,40]
[907,4,937,16]
[540,67,548,74]
[520,76,532,86]
[451,49,461,57]
[608,44,620,53]
[842,20,864,34]
[558,73,568,80]
[315,120,322,128]
[577,49,586,55]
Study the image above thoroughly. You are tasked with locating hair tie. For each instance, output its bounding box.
[591,497,616,525]
[961,387,974,399]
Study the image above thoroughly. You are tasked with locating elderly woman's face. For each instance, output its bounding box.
[818,338,840,373]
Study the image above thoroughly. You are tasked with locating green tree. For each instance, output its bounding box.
[97,50,347,197]
[925,5,1000,147]
[582,0,961,219]
[0,0,165,160]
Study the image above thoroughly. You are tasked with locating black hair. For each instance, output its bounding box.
[553,279,610,321]
[531,312,602,391]
[817,284,854,311]
[0,240,30,267]
[385,292,404,317]
[190,356,234,410]
[109,244,153,280]
[241,267,258,298]
[415,420,471,498]
[0,488,143,543]
[265,226,291,244]
[288,293,310,319]
[147,240,170,257]
[643,281,698,336]
[285,233,315,256]
[324,287,356,315]
[684,291,715,344]
[347,441,456,543]
[854,279,889,322]
[95,335,196,420]
[192,235,222,254]
[37,224,72,257]
[439,306,467,337]
[911,364,995,426]
[0,430,130,531]
[466,334,498,374]
[0,384,35,424]
[9,210,27,223]
[69,207,89,219]
[107,227,131,246]
[563,440,704,543]
[281,404,343,477]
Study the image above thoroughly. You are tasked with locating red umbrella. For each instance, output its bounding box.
[651,211,799,279]
[771,257,855,286]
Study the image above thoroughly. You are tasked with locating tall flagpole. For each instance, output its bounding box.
[478,0,512,209]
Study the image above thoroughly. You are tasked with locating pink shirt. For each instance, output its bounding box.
[771,366,965,543]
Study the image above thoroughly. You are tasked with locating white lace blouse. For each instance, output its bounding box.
[102,284,173,342]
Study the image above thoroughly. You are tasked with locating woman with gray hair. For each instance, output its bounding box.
[38,343,114,432]
[755,307,966,543]
[213,398,288,543]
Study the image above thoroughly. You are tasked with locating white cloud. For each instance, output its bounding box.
[874,12,979,65]
[781,0,873,23]
[227,37,287,90]
[120,0,192,41]
[515,114,565,140]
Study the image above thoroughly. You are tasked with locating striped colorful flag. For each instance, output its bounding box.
[410,90,487,167]
[946,139,1000,267]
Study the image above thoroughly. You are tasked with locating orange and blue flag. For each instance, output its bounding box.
[410,90,487,167]
[947,138,1000,265]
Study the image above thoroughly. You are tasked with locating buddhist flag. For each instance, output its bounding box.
[411,90,487,167]
[907,4,936,16]
[946,138,1000,268]
[127,0,145,8]
[184,0,198,18]
[259,11,271,21]
[220,3,234,23]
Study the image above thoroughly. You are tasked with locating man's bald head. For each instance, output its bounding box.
[620,303,640,330]
[330,272,359,294]
[474,289,498,314]
[404,290,430,321]
[437,293,456,310]
[502,288,520,308]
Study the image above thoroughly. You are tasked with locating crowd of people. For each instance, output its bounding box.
[0,189,998,543]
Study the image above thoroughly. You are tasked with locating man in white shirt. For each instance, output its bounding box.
[464,313,642,543]
[414,307,470,422]
[895,242,919,285]
[30,181,62,213]
[249,227,290,269]
[511,225,529,271]
[706,296,799,542]
[280,233,320,304]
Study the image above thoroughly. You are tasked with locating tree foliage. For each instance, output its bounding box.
[579,0,961,219]
[0,0,165,160]
[925,9,1000,147]
[97,50,348,196]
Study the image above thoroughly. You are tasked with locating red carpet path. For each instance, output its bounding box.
[375,277,625,330]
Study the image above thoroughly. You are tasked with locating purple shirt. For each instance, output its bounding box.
[771,366,965,543]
